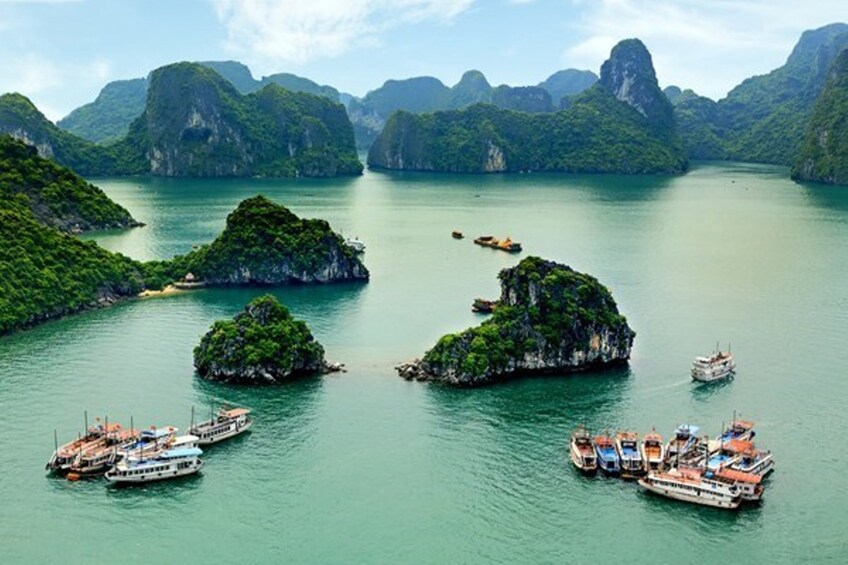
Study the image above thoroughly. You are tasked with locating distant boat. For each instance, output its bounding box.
[46,418,117,474]
[615,431,645,478]
[345,238,366,254]
[692,344,735,382]
[189,406,252,446]
[593,433,620,476]
[640,431,665,471]
[569,426,597,474]
[452,230,464,239]
[472,298,496,313]
[473,235,522,253]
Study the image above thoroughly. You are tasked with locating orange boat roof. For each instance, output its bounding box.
[733,420,755,429]
[725,439,755,453]
[715,468,762,484]
[222,408,250,418]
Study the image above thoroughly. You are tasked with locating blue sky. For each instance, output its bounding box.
[1,0,847,120]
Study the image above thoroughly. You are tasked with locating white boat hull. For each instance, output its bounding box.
[193,419,252,446]
[638,476,741,509]
[569,443,597,473]
[106,458,203,484]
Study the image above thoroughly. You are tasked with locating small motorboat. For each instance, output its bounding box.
[472,298,496,313]
[640,431,665,471]
[717,419,756,443]
[569,426,597,474]
[691,345,736,382]
[189,406,252,446]
[665,424,699,464]
[615,431,645,478]
[593,433,620,476]
[452,230,464,239]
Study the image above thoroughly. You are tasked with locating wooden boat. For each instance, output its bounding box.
[472,298,496,313]
[638,467,742,509]
[452,230,464,239]
[593,433,620,476]
[665,424,699,464]
[569,427,597,474]
[189,406,252,446]
[640,431,665,471]
[691,345,736,382]
[68,427,140,477]
[106,437,203,485]
[615,431,645,478]
[46,419,122,474]
[473,235,522,253]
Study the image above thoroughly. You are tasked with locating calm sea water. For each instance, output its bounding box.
[1,164,847,563]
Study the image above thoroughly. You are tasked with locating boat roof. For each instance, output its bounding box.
[593,436,614,445]
[617,431,638,440]
[675,424,699,435]
[731,420,755,429]
[715,468,762,484]
[141,426,177,439]
[161,447,203,459]
[643,432,663,441]
[221,407,250,418]
[172,434,199,445]
[724,439,755,453]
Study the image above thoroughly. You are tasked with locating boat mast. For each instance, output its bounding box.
[84,410,88,434]
[190,406,195,432]
[53,429,58,454]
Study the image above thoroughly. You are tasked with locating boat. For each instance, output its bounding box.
[569,427,597,474]
[46,419,118,473]
[710,468,764,501]
[472,298,496,313]
[189,406,252,446]
[691,345,736,382]
[345,238,366,254]
[452,230,464,239]
[638,467,742,509]
[729,445,774,477]
[68,426,140,477]
[704,444,743,472]
[665,424,700,463]
[117,426,179,460]
[473,235,522,253]
[615,431,645,478]
[717,419,756,443]
[593,433,620,476]
[640,431,665,471]
[105,438,203,485]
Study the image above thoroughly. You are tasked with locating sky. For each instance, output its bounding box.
[1,0,847,121]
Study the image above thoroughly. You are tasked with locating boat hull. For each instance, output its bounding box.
[569,444,597,475]
[192,419,252,446]
[106,459,203,485]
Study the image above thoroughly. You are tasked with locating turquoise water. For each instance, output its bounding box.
[1,164,847,562]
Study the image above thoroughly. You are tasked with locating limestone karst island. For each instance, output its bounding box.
[0,2,845,563]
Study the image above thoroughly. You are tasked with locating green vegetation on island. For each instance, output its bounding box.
[792,49,848,184]
[368,39,686,174]
[56,78,149,144]
[149,195,369,285]
[398,257,635,386]
[194,295,327,384]
[0,135,138,232]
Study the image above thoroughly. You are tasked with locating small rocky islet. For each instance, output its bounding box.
[398,257,635,386]
[194,295,333,384]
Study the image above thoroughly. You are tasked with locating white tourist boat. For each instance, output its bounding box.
[730,447,775,476]
[117,426,179,460]
[640,431,665,471]
[189,406,252,446]
[569,426,598,474]
[691,345,736,382]
[711,468,764,501]
[345,238,366,254]
[105,436,203,484]
[638,467,742,509]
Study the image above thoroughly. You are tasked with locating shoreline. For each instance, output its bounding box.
[138,285,184,299]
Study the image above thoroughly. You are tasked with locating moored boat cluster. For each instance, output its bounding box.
[570,417,774,510]
[46,405,252,485]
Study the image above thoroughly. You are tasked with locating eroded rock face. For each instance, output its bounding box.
[399,257,635,387]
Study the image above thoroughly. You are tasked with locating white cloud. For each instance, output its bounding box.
[212,0,474,71]
[562,0,848,99]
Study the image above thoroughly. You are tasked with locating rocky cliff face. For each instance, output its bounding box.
[792,48,848,185]
[598,38,675,133]
[194,295,328,384]
[125,63,362,178]
[182,196,369,285]
[398,257,634,386]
